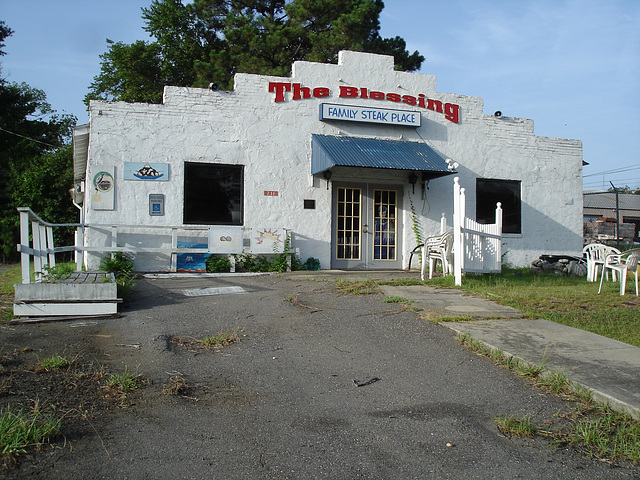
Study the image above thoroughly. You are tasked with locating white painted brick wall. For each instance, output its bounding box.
[83,51,583,271]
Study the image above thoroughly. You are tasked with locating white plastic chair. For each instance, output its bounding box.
[583,244,620,282]
[597,248,640,296]
[421,229,454,281]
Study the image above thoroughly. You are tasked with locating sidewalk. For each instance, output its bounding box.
[285,270,640,420]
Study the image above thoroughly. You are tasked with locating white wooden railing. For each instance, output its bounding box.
[452,177,503,286]
[16,207,292,284]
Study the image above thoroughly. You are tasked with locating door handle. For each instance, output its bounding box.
[362,224,368,233]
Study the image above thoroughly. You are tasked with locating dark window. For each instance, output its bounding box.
[184,162,243,225]
[476,178,521,234]
[304,199,316,209]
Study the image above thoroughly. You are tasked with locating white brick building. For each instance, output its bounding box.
[73,50,583,272]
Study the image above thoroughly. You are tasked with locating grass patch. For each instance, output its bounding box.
[495,415,537,437]
[105,366,144,399]
[458,331,640,463]
[383,295,412,304]
[426,268,640,348]
[35,354,74,372]
[199,331,240,348]
[0,405,61,463]
[335,279,381,295]
[0,264,21,324]
[561,405,640,462]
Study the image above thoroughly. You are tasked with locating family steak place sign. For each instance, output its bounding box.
[268,82,460,124]
[319,103,420,127]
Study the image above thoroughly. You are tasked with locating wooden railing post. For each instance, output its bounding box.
[19,209,31,284]
[453,177,463,286]
[75,227,83,271]
[170,228,177,272]
[46,225,56,269]
[32,220,43,282]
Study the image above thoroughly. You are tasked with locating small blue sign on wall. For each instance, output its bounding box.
[124,162,169,181]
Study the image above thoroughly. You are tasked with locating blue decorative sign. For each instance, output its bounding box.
[319,103,421,127]
[124,162,169,181]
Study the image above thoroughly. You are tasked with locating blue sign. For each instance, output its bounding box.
[124,162,169,181]
[319,103,421,127]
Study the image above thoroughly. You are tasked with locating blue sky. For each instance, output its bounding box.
[2,0,639,190]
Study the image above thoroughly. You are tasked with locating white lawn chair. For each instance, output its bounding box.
[583,243,620,282]
[421,229,454,281]
[598,248,640,296]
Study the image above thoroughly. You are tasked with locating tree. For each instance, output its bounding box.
[86,0,424,103]
[0,20,12,58]
[607,185,640,195]
[0,23,77,261]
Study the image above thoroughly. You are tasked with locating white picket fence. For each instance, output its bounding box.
[452,177,503,286]
[16,207,291,284]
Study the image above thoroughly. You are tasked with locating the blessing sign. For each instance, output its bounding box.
[319,103,421,127]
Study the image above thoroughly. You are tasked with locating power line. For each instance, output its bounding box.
[0,126,59,148]
[583,163,640,178]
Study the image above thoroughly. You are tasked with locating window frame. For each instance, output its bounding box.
[476,178,521,234]
[183,162,244,226]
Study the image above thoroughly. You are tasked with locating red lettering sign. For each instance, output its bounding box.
[268,81,461,123]
[264,190,278,196]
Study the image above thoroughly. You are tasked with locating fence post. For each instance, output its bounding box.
[32,220,43,282]
[46,225,56,269]
[170,228,177,272]
[19,210,31,284]
[75,227,83,271]
[453,177,463,286]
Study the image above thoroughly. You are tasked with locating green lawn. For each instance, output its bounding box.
[423,269,640,348]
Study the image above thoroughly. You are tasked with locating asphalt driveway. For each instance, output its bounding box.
[3,273,637,479]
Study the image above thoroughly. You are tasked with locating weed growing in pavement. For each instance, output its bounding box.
[495,415,538,438]
[383,295,412,304]
[199,331,240,348]
[35,354,74,372]
[457,332,640,463]
[335,279,381,295]
[105,366,143,398]
[0,405,61,463]
[162,374,189,396]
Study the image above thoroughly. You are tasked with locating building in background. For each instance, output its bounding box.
[73,51,584,272]
[583,192,640,244]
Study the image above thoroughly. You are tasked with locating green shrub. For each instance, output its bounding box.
[303,257,321,271]
[99,252,134,277]
[206,255,231,273]
[99,252,136,299]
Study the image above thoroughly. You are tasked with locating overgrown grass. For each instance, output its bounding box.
[495,415,537,438]
[0,264,21,323]
[105,366,144,399]
[421,268,640,348]
[0,405,61,462]
[383,295,412,304]
[335,279,381,295]
[457,332,640,463]
[35,354,74,372]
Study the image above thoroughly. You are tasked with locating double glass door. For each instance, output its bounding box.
[332,183,402,269]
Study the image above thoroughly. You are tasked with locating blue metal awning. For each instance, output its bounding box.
[311,134,454,177]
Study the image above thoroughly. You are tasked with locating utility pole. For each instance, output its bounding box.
[609,181,620,249]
